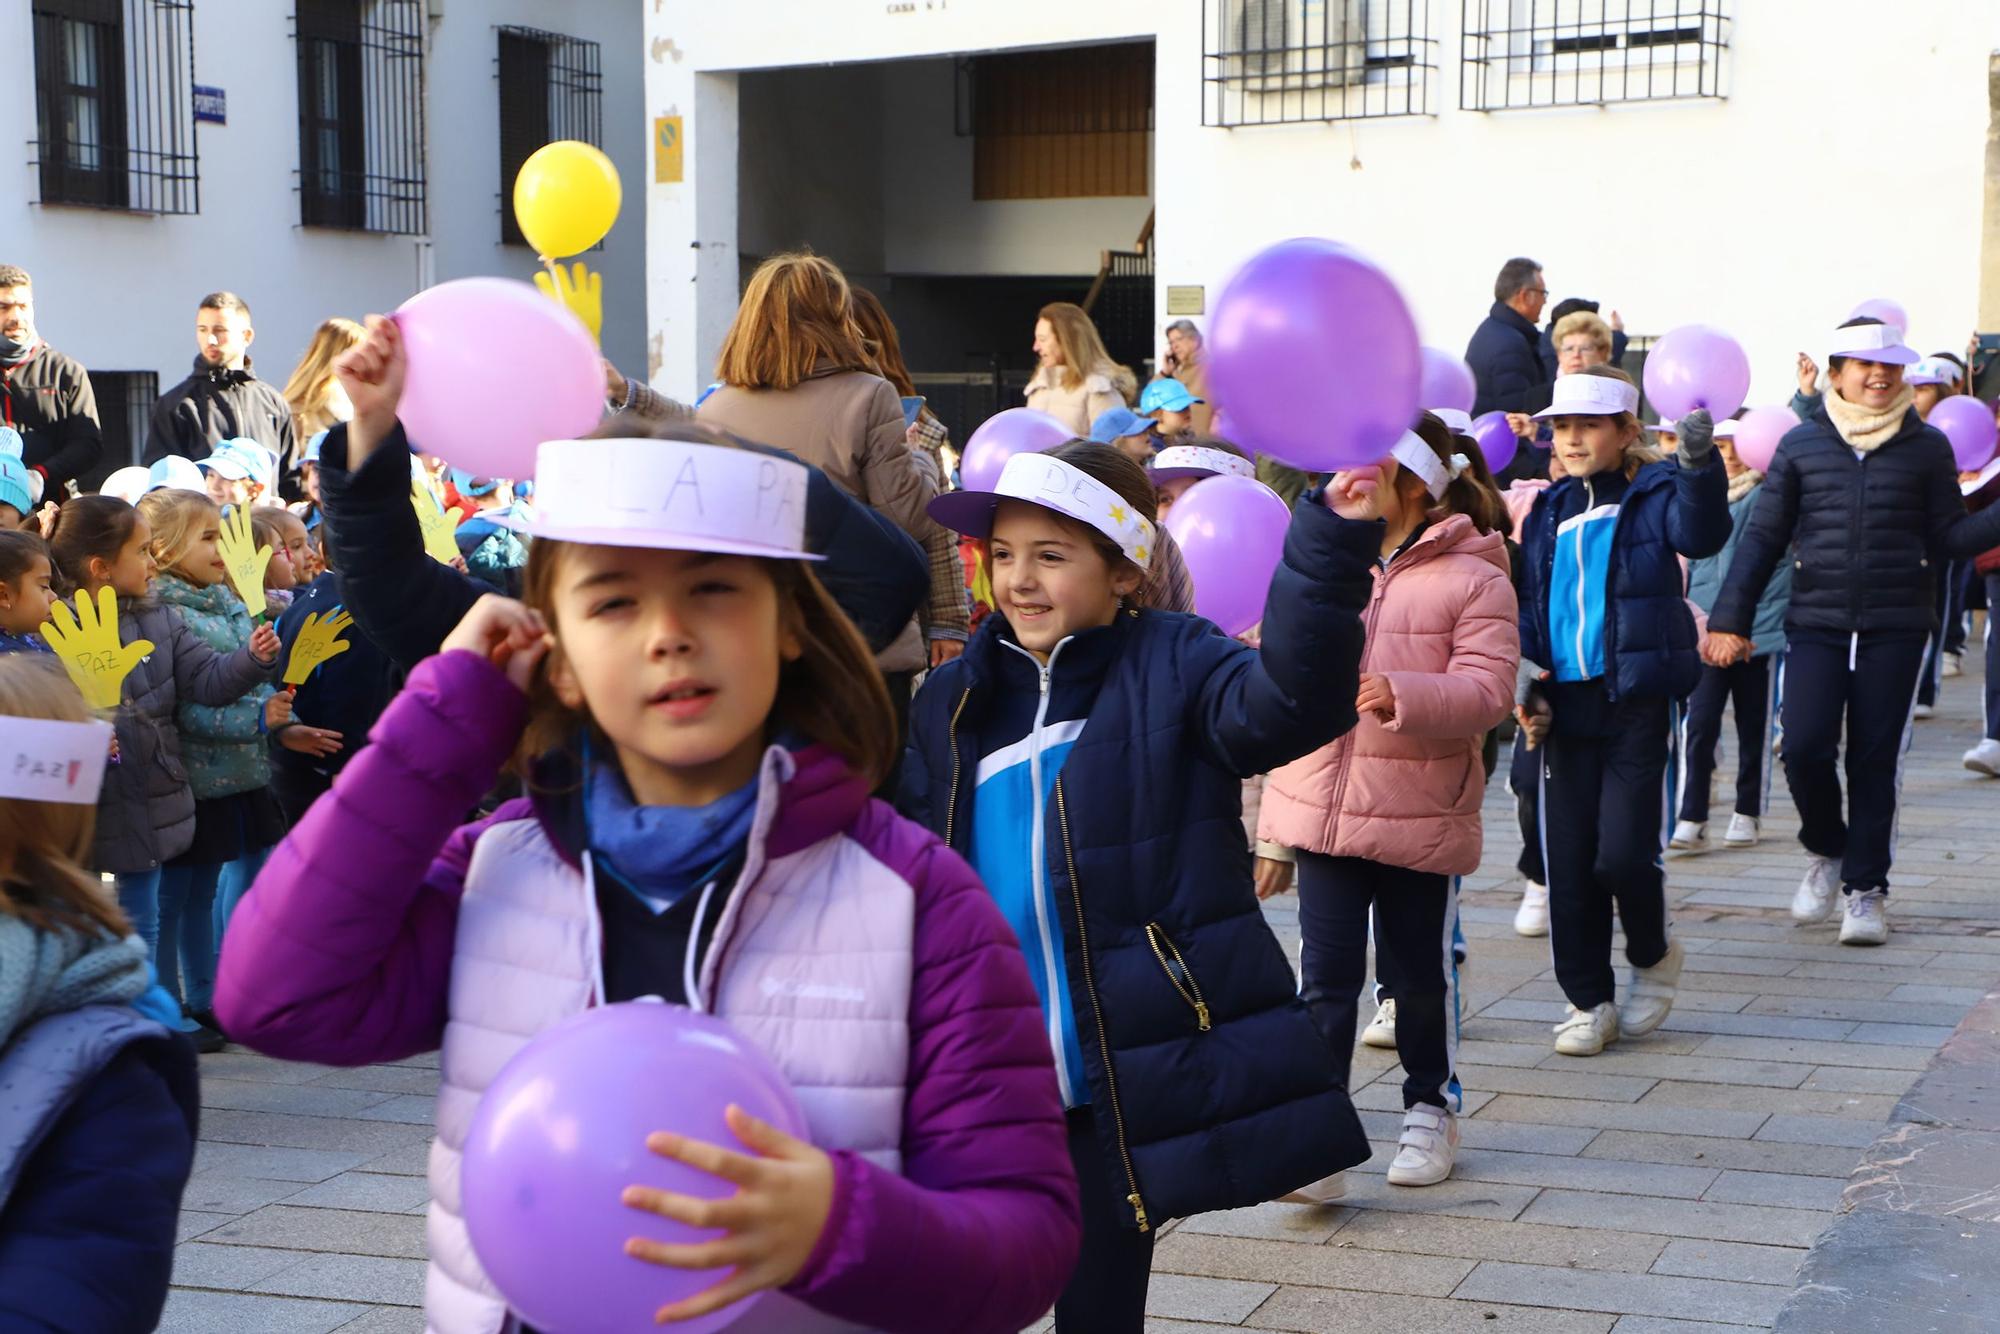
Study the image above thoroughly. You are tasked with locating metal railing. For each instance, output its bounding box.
[30,0,199,214]
[1204,0,1437,125]
[293,0,427,235]
[497,24,604,246]
[1461,0,1729,111]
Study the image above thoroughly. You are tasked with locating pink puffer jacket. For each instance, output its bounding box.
[1259,514,1518,874]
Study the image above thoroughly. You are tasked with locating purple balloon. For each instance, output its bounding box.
[959,408,1070,492]
[1163,475,1291,636]
[1642,324,1751,421]
[394,277,603,480]
[1930,395,2000,471]
[1207,238,1421,473]
[1847,297,1910,332]
[1420,347,1477,415]
[462,1003,807,1334]
[1470,410,1518,475]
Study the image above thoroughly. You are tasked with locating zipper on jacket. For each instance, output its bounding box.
[1054,775,1149,1232]
[1574,479,1595,679]
[1010,637,1079,1107]
[1144,922,1211,1031]
[941,687,972,848]
[1323,576,1388,835]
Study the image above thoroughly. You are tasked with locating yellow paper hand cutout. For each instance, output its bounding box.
[412,484,465,564]
[283,608,354,685]
[533,260,603,346]
[41,586,154,711]
[217,503,272,619]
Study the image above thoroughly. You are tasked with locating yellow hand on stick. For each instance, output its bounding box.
[533,260,603,346]
[40,586,154,711]
[217,503,272,619]
[412,484,465,564]
[283,608,354,685]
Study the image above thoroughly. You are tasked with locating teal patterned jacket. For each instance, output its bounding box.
[154,573,275,800]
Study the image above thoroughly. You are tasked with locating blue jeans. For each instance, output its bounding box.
[214,844,273,948]
[157,862,223,1013]
[116,868,163,962]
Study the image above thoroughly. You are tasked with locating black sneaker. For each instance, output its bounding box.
[186,1023,227,1054]
[192,1008,229,1042]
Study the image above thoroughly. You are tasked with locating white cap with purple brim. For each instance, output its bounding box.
[499,438,821,560]
[1430,408,1473,435]
[1829,323,1920,366]
[1150,445,1256,483]
[1907,356,1963,387]
[1713,419,1738,440]
[1650,417,1680,436]
[1534,374,1642,420]
[0,717,115,804]
[930,451,1156,570]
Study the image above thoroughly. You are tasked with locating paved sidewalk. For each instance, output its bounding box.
[164,646,2000,1333]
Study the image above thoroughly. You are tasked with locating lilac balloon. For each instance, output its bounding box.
[1469,410,1518,475]
[1730,406,1800,475]
[1207,238,1421,473]
[462,1003,807,1334]
[1420,347,1477,415]
[1163,474,1291,636]
[959,408,1070,492]
[1641,324,1751,421]
[395,277,602,480]
[1930,395,2000,471]
[1847,297,1910,332]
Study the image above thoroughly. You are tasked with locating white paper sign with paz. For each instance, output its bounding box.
[0,716,115,804]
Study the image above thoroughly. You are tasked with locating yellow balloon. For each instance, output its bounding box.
[513,141,622,259]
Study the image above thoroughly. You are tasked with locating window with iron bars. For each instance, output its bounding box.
[497,26,604,247]
[30,0,199,214]
[1203,0,1436,126]
[1461,0,1730,111]
[294,0,427,234]
[79,369,158,490]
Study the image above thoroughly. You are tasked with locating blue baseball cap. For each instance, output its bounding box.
[1088,407,1159,446]
[148,455,207,493]
[0,426,23,459]
[304,429,329,466]
[448,466,500,498]
[1138,379,1202,414]
[0,454,31,516]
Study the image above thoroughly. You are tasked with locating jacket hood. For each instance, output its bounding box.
[1393,512,1509,577]
[0,916,150,1045]
[152,572,243,615]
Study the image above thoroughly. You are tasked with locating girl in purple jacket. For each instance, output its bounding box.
[216,421,1079,1333]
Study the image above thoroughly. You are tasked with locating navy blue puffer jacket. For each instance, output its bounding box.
[899,496,1378,1230]
[1518,455,1731,701]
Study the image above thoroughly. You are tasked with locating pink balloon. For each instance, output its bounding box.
[1730,406,1800,474]
[1847,297,1910,332]
[1162,474,1291,636]
[394,277,603,479]
[1208,238,1420,473]
[1642,324,1751,421]
[1930,395,2000,471]
[1470,410,1518,475]
[960,408,1071,491]
[462,1003,807,1334]
[1420,347,1477,415]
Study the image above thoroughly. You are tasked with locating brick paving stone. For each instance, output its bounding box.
[191,1142,378,1183]
[1476,1094,1771,1140]
[1453,1259,1789,1325]
[1797,1065,1923,1096]
[1152,1231,1475,1298]
[171,1241,305,1290]
[198,1078,402,1119]
[1611,1321,1776,1334]
[157,1289,372,1334]
[175,1210,239,1243]
[1753,1113,1888,1148]
[1635,1081,1896,1119]
[281,1172,435,1215]
[1580,1130,1853,1178]
[1245,1286,1616,1333]
[201,1206,429,1260]
[1544,1051,1818,1089]
[1328,1212,1668,1272]
[180,1173,313,1214]
[1174,1201,1352,1244]
[1650,1238,1807,1286]
[324,1309,424,1334]
[1701,1169,1848,1212]
[306,1066,442,1096]
[1690,1034,1935,1070]
[1140,1273,1275,1324]
[198,1108,436,1155]
[1518,1191,1832,1247]
[251,1253,428,1308]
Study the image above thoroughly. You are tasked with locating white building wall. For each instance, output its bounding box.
[0,0,645,463]
[647,1,2000,406]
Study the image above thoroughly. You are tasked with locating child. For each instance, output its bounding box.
[138,489,289,1033]
[906,440,1378,1331]
[1706,319,2000,945]
[1148,439,1254,520]
[1087,406,1161,465]
[197,437,274,510]
[1257,416,1518,1188]
[0,529,56,653]
[216,428,1080,1334]
[289,429,327,538]
[446,468,530,596]
[1138,377,1203,446]
[44,496,277,1055]
[0,426,34,528]
[250,507,306,615]
[0,656,198,1332]
[1910,355,1969,714]
[268,523,384,825]
[1673,421,1790,852]
[1516,366,1729,1055]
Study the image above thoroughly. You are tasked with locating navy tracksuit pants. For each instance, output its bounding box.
[1677,653,1779,823]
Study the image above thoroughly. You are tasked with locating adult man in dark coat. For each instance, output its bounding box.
[143,290,295,467]
[0,263,102,495]
[1466,257,1553,418]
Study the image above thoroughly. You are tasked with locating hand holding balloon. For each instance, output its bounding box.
[620,1104,835,1325]
[1324,465,1385,521]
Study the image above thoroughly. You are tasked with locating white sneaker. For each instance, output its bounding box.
[1669,820,1708,851]
[1514,880,1550,937]
[1839,888,1890,946]
[1279,1170,1348,1205]
[1386,1105,1459,1187]
[1361,998,1398,1049]
[1791,854,1840,924]
[1965,738,2000,777]
[1553,1001,1620,1056]
[1620,938,1685,1037]
[1914,702,1936,719]
[1724,812,1761,847]
[1943,651,1963,679]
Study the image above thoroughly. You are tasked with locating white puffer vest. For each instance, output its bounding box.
[423,748,913,1334]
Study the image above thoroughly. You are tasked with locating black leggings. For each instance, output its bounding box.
[1054,1108,1155,1333]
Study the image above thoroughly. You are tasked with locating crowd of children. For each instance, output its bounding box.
[3,258,2000,1334]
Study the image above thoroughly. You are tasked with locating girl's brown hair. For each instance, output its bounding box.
[281,317,365,468]
[0,656,128,938]
[1037,302,1119,393]
[251,507,304,552]
[1574,364,1662,478]
[515,421,898,788]
[0,529,51,588]
[46,494,139,593]
[849,286,916,399]
[1404,413,1508,536]
[137,489,220,582]
[714,252,873,392]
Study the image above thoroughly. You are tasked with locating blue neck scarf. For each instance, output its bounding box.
[583,753,761,915]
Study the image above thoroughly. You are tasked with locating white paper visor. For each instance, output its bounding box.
[0,717,114,804]
[1534,374,1642,420]
[929,451,1156,570]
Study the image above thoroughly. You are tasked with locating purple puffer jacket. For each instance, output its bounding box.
[215,650,1078,1334]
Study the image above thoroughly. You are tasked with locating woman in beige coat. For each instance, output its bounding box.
[1024,302,1128,435]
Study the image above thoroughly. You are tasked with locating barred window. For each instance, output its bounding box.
[1205,0,1437,126]
[497,26,604,247]
[294,0,427,234]
[30,0,199,214]
[1461,0,1730,111]
[82,369,158,486]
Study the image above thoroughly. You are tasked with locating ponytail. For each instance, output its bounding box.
[1413,413,1507,537]
[46,494,138,594]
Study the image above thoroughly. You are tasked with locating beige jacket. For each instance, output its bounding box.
[1025,363,1126,437]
